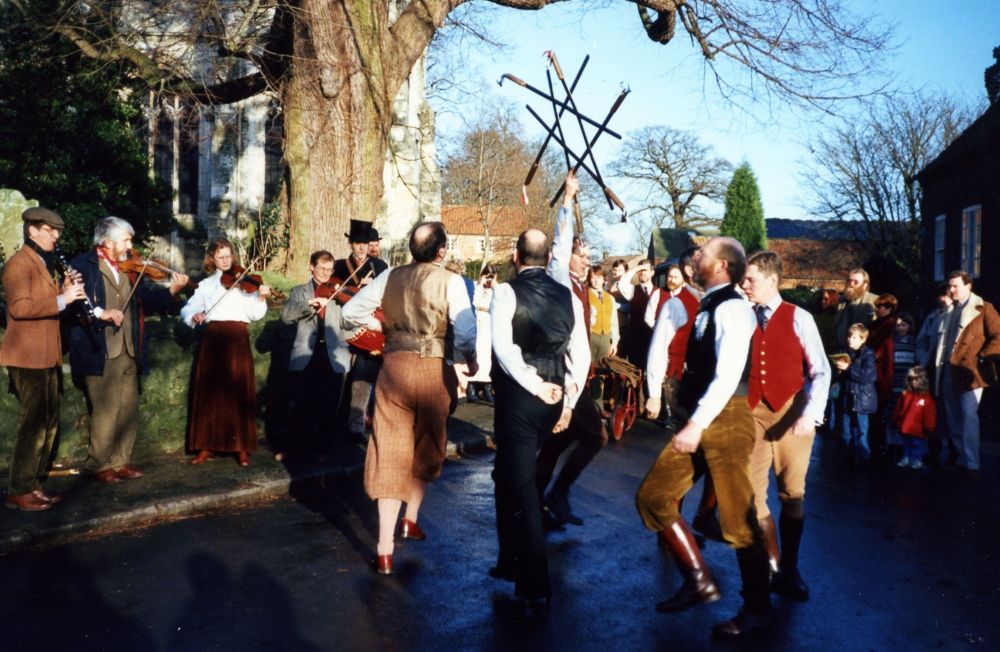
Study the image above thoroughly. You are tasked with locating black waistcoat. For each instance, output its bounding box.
[501,267,574,384]
[677,283,750,415]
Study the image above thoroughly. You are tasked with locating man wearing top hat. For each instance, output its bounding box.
[368,227,383,260]
[334,219,389,444]
[2,207,86,511]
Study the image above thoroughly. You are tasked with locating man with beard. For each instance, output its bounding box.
[636,236,772,638]
[834,268,877,351]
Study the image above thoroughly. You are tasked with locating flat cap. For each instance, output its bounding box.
[22,207,65,230]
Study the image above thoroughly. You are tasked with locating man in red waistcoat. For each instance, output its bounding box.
[740,251,830,601]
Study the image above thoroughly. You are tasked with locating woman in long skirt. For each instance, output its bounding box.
[181,238,270,466]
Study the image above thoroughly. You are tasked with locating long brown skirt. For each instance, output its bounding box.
[188,321,258,453]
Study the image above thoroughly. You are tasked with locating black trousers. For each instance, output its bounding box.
[492,371,562,600]
[536,391,607,497]
[285,347,345,454]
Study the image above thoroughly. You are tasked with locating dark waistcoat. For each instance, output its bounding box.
[503,267,574,384]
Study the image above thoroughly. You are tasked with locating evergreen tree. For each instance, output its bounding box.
[720,162,767,253]
[0,2,171,254]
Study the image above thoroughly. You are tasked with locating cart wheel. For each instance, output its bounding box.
[623,384,638,430]
[611,405,627,441]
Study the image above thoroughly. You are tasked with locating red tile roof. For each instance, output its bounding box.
[441,205,533,237]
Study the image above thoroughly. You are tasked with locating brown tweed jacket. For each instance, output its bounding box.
[0,246,63,369]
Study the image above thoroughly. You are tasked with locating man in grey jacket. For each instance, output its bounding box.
[278,250,350,459]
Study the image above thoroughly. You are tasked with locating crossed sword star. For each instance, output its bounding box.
[499,50,630,231]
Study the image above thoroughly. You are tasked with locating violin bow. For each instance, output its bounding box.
[312,268,374,317]
[202,257,262,319]
[120,249,155,308]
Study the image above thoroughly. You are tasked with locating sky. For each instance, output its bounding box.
[428,0,999,254]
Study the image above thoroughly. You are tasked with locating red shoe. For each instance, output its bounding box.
[399,518,426,541]
[93,468,124,484]
[5,492,52,511]
[32,489,64,504]
[237,452,251,467]
[374,554,393,575]
[116,465,145,480]
[191,450,213,465]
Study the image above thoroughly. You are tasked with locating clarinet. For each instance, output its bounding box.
[53,247,98,326]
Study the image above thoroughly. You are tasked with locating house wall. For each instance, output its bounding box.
[920,144,1000,306]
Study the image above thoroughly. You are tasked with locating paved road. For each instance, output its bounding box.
[1,420,998,651]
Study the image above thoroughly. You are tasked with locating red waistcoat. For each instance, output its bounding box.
[571,276,591,344]
[667,287,700,380]
[748,301,806,411]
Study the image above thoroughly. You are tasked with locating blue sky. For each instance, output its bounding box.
[430,0,999,254]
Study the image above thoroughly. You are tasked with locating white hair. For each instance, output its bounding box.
[93,216,134,247]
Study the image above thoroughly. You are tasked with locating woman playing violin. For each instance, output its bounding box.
[181,238,270,467]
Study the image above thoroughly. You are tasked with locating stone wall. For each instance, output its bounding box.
[0,189,38,259]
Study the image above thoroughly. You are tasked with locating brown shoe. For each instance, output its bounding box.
[5,492,52,511]
[237,452,251,467]
[93,468,124,484]
[399,518,426,541]
[191,450,213,465]
[374,554,393,575]
[116,466,145,480]
[32,489,64,505]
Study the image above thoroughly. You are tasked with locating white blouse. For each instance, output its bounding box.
[180,270,268,326]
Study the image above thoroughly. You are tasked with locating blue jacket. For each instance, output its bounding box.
[844,345,877,414]
[67,249,179,376]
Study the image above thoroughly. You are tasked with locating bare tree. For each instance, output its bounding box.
[610,126,731,249]
[441,100,561,264]
[804,92,977,290]
[13,0,892,275]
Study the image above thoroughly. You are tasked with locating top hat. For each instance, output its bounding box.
[368,227,380,242]
[345,219,373,243]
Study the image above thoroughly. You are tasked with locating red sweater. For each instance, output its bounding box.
[891,390,937,438]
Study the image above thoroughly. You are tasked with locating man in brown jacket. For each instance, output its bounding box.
[2,208,86,511]
[933,271,1000,473]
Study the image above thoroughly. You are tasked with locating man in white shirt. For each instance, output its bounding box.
[741,251,830,602]
[616,258,655,369]
[638,237,772,638]
[489,220,590,616]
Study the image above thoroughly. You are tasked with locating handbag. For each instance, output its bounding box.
[978,354,1000,387]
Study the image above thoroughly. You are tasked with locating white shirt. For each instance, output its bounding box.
[754,295,832,424]
[673,283,756,430]
[341,265,477,362]
[646,294,693,398]
[492,205,590,409]
[615,266,653,302]
[180,270,267,325]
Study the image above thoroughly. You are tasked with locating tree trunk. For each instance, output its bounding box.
[282,1,392,277]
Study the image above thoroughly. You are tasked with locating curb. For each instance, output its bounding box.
[1,427,493,555]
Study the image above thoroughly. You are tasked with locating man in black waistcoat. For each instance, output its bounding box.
[489,227,590,617]
[334,220,389,443]
[636,236,772,638]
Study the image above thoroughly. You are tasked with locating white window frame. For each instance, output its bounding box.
[933,214,946,281]
[960,205,982,278]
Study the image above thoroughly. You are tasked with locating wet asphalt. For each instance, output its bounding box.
[0,409,997,651]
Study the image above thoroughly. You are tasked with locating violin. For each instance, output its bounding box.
[219,264,286,301]
[118,251,195,286]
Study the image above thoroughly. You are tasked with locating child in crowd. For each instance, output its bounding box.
[891,366,937,469]
[880,312,917,462]
[835,323,878,463]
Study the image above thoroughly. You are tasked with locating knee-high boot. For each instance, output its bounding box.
[759,514,781,577]
[711,545,773,638]
[773,511,809,601]
[655,519,721,613]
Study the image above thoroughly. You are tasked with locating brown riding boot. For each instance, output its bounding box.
[759,514,781,578]
[655,519,721,613]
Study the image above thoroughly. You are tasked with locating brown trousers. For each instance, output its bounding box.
[749,392,814,519]
[636,395,759,548]
[84,353,139,472]
[364,352,457,501]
